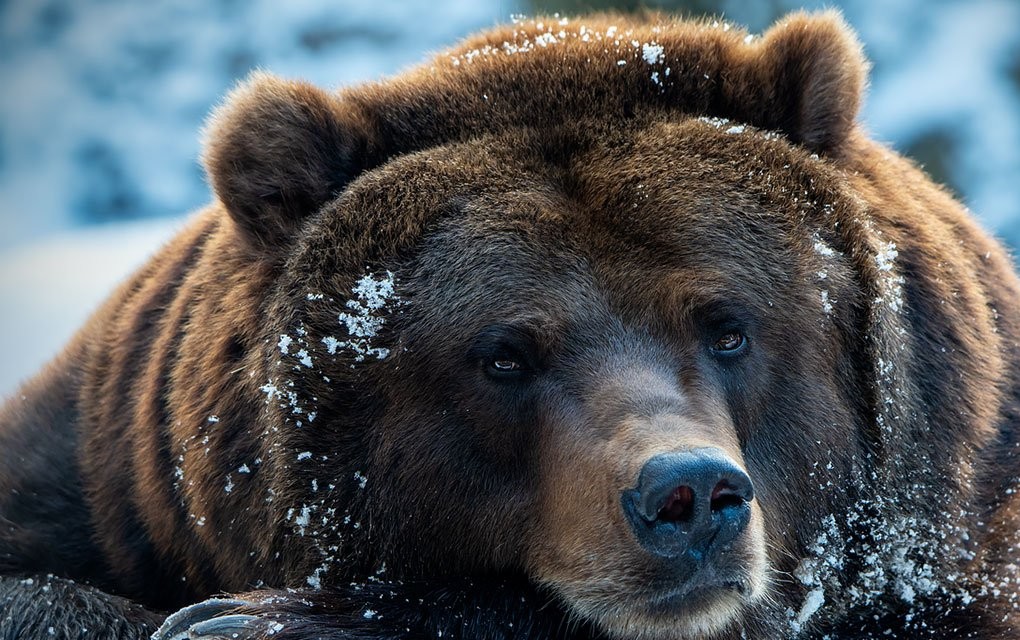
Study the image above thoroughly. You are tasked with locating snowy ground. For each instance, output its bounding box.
[1,0,1018,397]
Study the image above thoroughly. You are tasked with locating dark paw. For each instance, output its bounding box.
[151,598,271,640]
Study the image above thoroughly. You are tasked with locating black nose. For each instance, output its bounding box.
[622,448,753,560]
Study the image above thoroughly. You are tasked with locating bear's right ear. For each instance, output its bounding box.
[202,72,369,250]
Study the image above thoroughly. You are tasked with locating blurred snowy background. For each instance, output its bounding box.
[1,0,1018,396]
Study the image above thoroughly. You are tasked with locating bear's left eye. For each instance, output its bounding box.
[711,330,748,356]
[491,358,522,373]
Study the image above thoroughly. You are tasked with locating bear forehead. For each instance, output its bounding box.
[325,115,825,272]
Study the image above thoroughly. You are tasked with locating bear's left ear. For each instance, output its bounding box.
[202,72,369,250]
[735,10,868,155]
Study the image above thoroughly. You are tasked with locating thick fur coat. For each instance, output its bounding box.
[3,11,1020,640]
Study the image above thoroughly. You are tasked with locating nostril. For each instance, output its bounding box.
[710,480,747,512]
[657,485,695,523]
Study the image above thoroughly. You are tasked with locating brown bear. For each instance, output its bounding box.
[3,9,1020,640]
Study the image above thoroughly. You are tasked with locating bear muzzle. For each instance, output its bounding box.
[622,448,754,562]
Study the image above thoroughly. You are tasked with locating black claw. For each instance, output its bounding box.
[151,599,251,640]
[189,614,265,639]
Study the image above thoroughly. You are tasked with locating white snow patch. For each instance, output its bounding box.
[813,237,836,257]
[793,587,825,632]
[641,42,664,65]
[875,242,899,271]
[322,336,341,354]
[821,290,834,315]
[331,270,397,362]
[277,334,293,355]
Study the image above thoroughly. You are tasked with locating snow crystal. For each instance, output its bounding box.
[206,415,219,423]
[821,290,834,315]
[641,43,664,65]
[813,237,836,257]
[725,124,746,135]
[354,471,368,489]
[295,348,313,368]
[224,475,234,493]
[306,561,330,590]
[238,464,250,474]
[793,587,825,632]
[698,116,731,128]
[290,504,312,535]
[875,242,899,272]
[363,609,377,619]
[297,451,312,461]
[534,32,556,47]
[329,270,397,362]
[277,334,293,355]
[873,240,905,312]
[322,336,340,354]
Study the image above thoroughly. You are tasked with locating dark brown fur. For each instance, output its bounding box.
[2,10,1020,640]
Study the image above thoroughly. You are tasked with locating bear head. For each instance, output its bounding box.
[189,11,966,639]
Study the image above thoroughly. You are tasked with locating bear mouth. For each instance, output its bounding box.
[646,576,750,609]
[579,575,753,640]
[554,560,759,640]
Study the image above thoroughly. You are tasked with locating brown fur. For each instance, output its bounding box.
[2,10,1020,640]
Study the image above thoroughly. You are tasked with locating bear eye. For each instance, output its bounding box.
[491,358,522,372]
[472,324,539,382]
[711,331,748,356]
[484,347,531,380]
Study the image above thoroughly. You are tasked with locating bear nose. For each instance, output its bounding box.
[622,448,753,561]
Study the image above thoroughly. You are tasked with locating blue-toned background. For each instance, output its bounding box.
[1,0,1018,395]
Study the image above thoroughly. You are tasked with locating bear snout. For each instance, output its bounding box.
[622,448,754,563]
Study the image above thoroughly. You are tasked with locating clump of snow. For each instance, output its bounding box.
[872,239,906,313]
[875,242,899,272]
[820,290,834,315]
[792,587,825,633]
[812,234,837,257]
[277,334,293,355]
[641,42,664,65]
[326,270,398,362]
